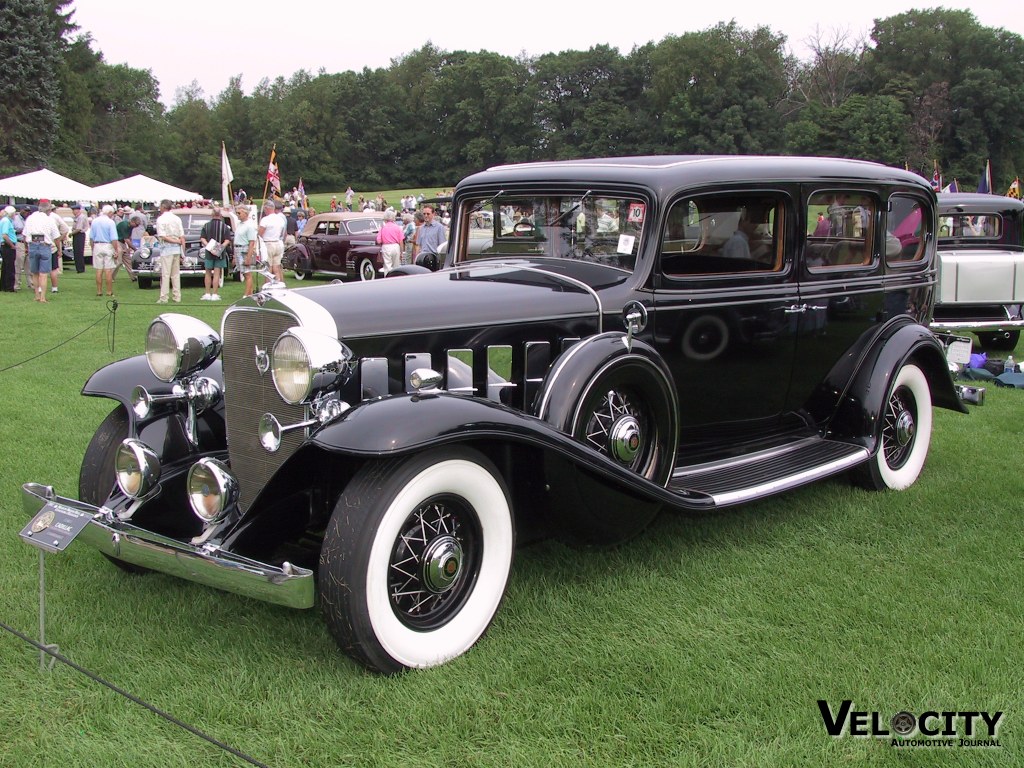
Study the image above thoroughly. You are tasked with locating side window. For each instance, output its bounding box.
[887,196,930,265]
[325,222,341,236]
[806,191,876,269]
[660,193,785,277]
[314,222,329,235]
[348,219,376,234]
[938,213,1003,240]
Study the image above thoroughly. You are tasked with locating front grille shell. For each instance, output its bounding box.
[221,308,306,511]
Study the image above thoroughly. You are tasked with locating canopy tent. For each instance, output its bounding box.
[0,168,97,203]
[91,174,203,204]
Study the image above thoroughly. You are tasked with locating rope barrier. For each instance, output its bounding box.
[0,301,119,375]
[0,618,273,768]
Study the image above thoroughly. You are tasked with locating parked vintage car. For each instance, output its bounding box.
[282,211,384,281]
[930,193,1024,350]
[132,208,222,289]
[21,156,968,674]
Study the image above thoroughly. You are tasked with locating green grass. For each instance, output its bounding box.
[1,269,1022,767]
[302,188,453,214]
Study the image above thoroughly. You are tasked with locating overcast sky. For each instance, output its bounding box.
[69,0,1022,107]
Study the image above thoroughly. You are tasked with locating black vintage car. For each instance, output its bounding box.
[282,211,384,281]
[22,156,967,674]
[930,193,1024,350]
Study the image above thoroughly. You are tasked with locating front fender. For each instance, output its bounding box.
[83,355,226,461]
[306,392,710,511]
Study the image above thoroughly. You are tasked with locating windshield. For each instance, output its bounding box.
[455,192,647,272]
[938,213,1003,240]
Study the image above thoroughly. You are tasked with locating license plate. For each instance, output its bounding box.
[945,336,972,365]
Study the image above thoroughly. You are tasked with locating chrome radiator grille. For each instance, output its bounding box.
[222,308,306,511]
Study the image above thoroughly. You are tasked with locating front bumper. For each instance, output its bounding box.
[20,482,314,609]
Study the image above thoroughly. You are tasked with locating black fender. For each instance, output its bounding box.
[82,355,226,464]
[830,320,966,450]
[283,243,310,270]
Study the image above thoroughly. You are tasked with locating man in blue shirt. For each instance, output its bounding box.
[0,206,17,291]
[89,205,121,296]
[413,205,447,269]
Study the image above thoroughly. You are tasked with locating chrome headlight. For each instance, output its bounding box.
[271,327,353,405]
[115,440,161,499]
[145,314,222,383]
[187,458,238,524]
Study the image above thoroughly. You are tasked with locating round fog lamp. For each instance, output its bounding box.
[115,440,161,499]
[187,458,238,524]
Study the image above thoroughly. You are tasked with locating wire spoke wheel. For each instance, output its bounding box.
[388,496,482,630]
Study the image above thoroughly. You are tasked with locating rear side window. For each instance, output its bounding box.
[887,196,930,265]
[805,192,877,269]
[661,193,785,277]
[938,213,1003,240]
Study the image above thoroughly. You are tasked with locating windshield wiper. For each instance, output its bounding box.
[551,190,592,226]
[470,190,506,213]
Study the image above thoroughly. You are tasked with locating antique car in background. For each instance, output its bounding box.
[930,192,1024,350]
[282,211,384,281]
[132,208,221,289]
[22,156,967,674]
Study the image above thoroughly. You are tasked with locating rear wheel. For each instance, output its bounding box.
[319,448,514,673]
[293,269,309,281]
[854,363,932,491]
[79,406,149,573]
[977,331,1019,351]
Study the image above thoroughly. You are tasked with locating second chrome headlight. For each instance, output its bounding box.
[271,327,352,404]
[145,314,222,382]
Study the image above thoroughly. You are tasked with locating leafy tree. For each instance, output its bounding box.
[649,22,791,154]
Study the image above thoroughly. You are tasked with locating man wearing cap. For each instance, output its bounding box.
[0,206,17,291]
[155,199,185,303]
[89,205,119,296]
[258,200,287,283]
[114,207,138,281]
[22,201,61,301]
[71,203,89,273]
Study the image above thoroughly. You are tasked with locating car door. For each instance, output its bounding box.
[652,189,801,456]
[788,187,887,423]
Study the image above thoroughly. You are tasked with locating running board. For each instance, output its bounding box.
[668,438,869,508]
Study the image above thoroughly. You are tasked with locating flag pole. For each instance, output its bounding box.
[261,143,276,207]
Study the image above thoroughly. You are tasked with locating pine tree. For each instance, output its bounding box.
[0,0,62,174]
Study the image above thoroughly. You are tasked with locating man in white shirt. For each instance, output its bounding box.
[22,201,61,301]
[258,200,287,283]
[155,199,185,303]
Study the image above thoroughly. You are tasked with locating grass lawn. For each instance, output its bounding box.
[301,188,452,215]
[0,268,1021,767]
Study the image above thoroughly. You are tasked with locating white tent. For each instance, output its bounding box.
[0,168,97,202]
[91,174,203,204]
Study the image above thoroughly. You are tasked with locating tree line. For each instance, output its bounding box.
[3,1,1022,197]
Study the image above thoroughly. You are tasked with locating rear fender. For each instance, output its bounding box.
[830,321,966,449]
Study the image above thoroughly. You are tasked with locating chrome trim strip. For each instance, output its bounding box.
[21,483,314,609]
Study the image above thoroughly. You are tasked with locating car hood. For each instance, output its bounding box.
[256,261,605,340]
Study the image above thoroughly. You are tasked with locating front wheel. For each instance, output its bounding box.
[357,257,377,281]
[319,448,514,673]
[853,363,932,491]
[292,269,309,281]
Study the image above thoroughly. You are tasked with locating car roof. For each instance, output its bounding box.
[307,212,384,222]
[937,193,1024,215]
[457,155,933,196]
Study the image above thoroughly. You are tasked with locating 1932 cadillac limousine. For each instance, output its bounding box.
[22,156,966,673]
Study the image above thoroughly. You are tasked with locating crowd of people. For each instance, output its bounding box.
[0,187,454,301]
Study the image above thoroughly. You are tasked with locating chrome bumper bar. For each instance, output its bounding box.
[930,318,1024,333]
[21,482,314,609]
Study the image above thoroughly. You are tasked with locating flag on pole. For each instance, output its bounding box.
[297,178,306,206]
[931,160,941,191]
[941,179,959,193]
[267,148,281,196]
[977,160,992,194]
[1007,178,1020,199]
[221,142,234,206]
